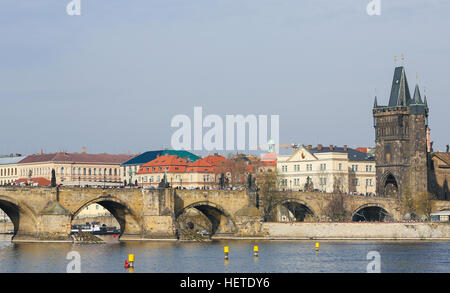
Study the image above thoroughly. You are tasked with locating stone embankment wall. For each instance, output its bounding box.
[262,222,450,240]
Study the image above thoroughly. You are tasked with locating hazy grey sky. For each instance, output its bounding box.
[1,0,449,156]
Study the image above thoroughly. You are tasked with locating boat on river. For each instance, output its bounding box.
[71,222,120,235]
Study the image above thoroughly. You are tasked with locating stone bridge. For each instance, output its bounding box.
[0,187,449,242]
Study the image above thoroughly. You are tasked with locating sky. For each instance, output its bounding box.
[0,0,449,156]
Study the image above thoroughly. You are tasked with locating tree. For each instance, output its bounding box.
[414,191,436,221]
[325,193,348,221]
[255,169,283,221]
[399,185,415,219]
[333,174,347,194]
[51,169,56,187]
[399,185,437,221]
[304,176,314,192]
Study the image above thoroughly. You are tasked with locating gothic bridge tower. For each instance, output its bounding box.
[373,66,429,198]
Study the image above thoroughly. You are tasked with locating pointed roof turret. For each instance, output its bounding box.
[388,66,412,107]
[412,84,423,104]
[424,95,428,107]
[373,96,378,108]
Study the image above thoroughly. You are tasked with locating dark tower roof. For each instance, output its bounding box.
[412,84,423,104]
[373,96,378,108]
[388,66,412,107]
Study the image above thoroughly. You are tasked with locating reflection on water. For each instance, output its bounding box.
[0,234,449,273]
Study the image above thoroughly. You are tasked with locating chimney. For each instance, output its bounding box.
[343,145,348,151]
[329,145,334,151]
[307,145,312,149]
[82,146,87,154]
[317,144,322,151]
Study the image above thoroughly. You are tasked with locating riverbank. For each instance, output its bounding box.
[250,222,450,240]
[4,222,450,242]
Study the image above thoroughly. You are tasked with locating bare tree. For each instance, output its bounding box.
[255,169,283,221]
[325,193,348,221]
[414,191,436,221]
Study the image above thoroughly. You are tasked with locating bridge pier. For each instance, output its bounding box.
[13,200,72,242]
[140,215,177,240]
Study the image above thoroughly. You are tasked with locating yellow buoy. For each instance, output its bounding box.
[224,246,229,260]
[253,245,259,257]
[128,254,135,267]
[315,242,320,249]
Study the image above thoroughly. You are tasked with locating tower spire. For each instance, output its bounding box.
[412,84,423,104]
[388,66,411,107]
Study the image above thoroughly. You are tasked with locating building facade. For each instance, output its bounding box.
[135,153,222,189]
[15,148,134,187]
[429,152,450,200]
[0,155,24,185]
[120,150,200,185]
[373,66,429,198]
[277,144,376,194]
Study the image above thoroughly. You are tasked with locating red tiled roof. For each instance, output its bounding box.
[19,153,134,164]
[261,152,277,161]
[137,155,219,174]
[15,177,51,186]
[186,158,215,173]
[203,154,226,166]
[137,155,189,174]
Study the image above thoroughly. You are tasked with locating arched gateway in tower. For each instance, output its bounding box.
[373,66,429,198]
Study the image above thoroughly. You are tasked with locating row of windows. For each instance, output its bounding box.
[280,163,373,173]
[0,168,17,177]
[138,174,214,183]
[19,167,120,177]
[69,167,118,176]
[280,177,373,187]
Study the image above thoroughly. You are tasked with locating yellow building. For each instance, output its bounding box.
[0,155,24,185]
[277,144,376,195]
[135,154,223,189]
[16,148,134,187]
[74,203,110,219]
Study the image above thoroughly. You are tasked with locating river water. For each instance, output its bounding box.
[0,235,449,273]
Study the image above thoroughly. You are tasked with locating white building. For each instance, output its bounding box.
[0,155,25,185]
[277,144,376,195]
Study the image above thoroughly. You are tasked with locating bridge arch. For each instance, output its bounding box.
[0,195,38,238]
[352,203,393,222]
[271,198,316,222]
[71,195,142,237]
[175,201,237,236]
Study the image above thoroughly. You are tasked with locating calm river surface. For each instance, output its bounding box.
[0,235,449,273]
